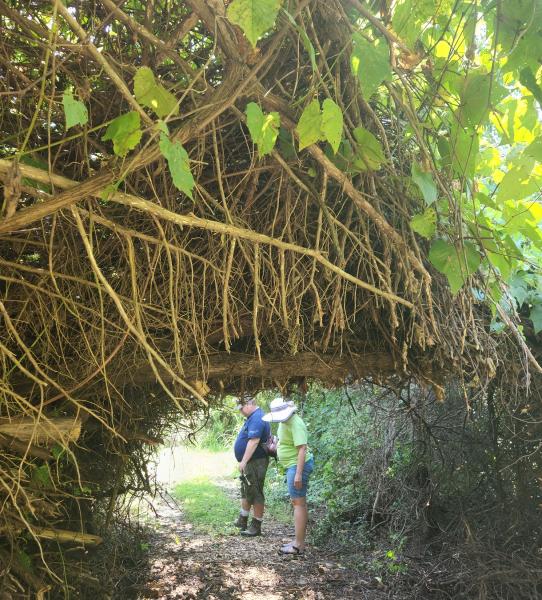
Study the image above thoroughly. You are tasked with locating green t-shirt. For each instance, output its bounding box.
[277,414,313,468]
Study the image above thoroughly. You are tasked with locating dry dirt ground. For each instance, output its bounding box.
[134,448,388,600]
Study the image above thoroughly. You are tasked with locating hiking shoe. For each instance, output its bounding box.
[234,514,248,530]
[240,518,262,537]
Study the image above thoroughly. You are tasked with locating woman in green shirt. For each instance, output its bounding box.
[263,398,314,555]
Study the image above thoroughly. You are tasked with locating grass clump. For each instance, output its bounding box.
[172,476,238,535]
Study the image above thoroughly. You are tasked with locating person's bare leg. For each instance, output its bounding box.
[292,497,308,550]
[241,499,251,513]
[253,502,264,519]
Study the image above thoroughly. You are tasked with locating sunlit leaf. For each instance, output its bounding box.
[411,207,436,239]
[321,99,343,154]
[350,34,392,99]
[102,111,142,156]
[134,66,178,118]
[62,88,88,130]
[524,138,542,162]
[496,157,538,203]
[227,0,282,48]
[245,102,280,157]
[296,100,322,151]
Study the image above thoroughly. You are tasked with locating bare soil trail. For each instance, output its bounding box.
[135,448,386,600]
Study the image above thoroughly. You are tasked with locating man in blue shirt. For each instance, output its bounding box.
[233,398,270,537]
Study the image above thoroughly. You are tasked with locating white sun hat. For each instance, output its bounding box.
[262,398,297,422]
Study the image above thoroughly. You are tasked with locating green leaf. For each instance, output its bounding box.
[350,34,392,99]
[296,100,323,151]
[159,134,195,199]
[227,0,282,48]
[457,71,506,128]
[102,111,142,157]
[352,127,385,170]
[245,102,280,157]
[411,208,436,239]
[429,239,481,295]
[321,99,343,154]
[449,123,479,178]
[411,163,437,205]
[62,88,88,130]
[496,157,537,203]
[520,67,542,108]
[530,303,542,334]
[523,137,542,162]
[134,67,178,118]
[508,272,529,308]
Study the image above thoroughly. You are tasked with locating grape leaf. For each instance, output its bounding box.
[296,100,323,151]
[429,239,481,295]
[321,99,343,154]
[102,111,142,156]
[350,34,392,99]
[62,88,88,130]
[245,102,280,157]
[412,163,437,205]
[227,0,282,48]
[134,67,178,118]
[411,208,436,239]
[159,134,194,198]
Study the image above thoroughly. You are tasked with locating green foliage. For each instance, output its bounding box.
[410,208,436,239]
[245,102,280,157]
[102,111,142,157]
[321,99,343,154]
[411,163,437,205]
[62,88,88,130]
[429,239,481,295]
[350,34,391,99]
[159,134,194,198]
[196,399,242,451]
[134,67,178,118]
[227,0,282,48]
[296,99,323,151]
[296,98,344,153]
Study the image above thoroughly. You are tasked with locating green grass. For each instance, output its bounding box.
[172,476,238,535]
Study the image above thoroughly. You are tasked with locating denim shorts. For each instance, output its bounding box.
[286,457,314,498]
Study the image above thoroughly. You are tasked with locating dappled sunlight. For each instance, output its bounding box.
[137,447,373,599]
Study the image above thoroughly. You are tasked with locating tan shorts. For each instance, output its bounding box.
[240,456,269,505]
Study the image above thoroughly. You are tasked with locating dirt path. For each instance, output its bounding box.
[136,448,385,600]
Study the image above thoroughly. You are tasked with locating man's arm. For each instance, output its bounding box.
[239,438,260,472]
[294,444,307,489]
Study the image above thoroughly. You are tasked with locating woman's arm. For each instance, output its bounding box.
[294,444,307,489]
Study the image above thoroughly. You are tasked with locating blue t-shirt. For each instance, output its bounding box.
[234,408,270,462]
